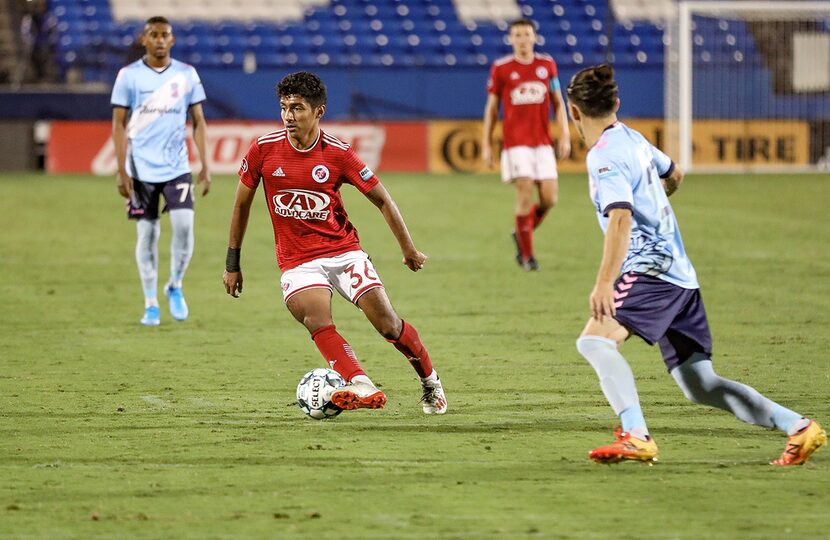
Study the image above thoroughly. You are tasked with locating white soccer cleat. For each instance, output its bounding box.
[330,381,387,410]
[420,378,447,415]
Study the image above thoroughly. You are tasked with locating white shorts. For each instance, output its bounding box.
[280,250,384,304]
[500,145,558,183]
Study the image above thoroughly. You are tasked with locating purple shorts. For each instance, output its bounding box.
[612,272,713,371]
[127,173,194,220]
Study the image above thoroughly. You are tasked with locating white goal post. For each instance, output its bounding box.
[664,1,830,172]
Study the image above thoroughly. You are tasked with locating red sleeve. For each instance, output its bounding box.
[549,58,558,78]
[487,63,502,95]
[341,147,379,195]
[238,140,263,189]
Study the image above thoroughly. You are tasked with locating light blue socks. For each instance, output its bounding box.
[577,336,650,439]
[671,355,805,434]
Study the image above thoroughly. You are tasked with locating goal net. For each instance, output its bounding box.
[664,1,830,172]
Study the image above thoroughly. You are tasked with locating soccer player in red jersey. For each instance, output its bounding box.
[482,19,571,271]
[222,71,447,415]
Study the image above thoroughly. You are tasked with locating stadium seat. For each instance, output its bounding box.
[45,0,722,81]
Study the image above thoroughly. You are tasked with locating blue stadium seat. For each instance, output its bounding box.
[45,0,681,81]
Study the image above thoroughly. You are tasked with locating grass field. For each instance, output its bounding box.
[1,171,829,539]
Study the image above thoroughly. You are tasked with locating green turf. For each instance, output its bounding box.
[1,171,828,539]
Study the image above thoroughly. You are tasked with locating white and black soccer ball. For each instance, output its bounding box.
[296,368,345,420]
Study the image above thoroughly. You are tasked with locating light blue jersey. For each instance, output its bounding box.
[111,59,206,183]
[586,122,698,289]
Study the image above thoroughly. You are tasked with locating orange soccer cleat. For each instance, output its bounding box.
[589,427,659,464]
[771,420,827,466]
[330,381,387,411]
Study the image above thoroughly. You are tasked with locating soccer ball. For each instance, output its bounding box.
[296,368,345,420]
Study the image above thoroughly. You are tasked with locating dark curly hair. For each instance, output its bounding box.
[276,71,327,108]
[566,64,618,118]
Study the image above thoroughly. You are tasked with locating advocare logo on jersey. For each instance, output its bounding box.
[312,165,330,183]
[273,189,330,220]
[510,81,547,105]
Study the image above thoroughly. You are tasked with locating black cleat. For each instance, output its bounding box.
[512,231,539,271]
[511,231,525,269]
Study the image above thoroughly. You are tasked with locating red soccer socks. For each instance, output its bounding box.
[531,204,549,229]
[311,325,365,382]
[389,320,434,379]
[515,212,535,261]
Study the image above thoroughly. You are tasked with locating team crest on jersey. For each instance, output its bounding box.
[359,166,373,181]
[510,71,520,80]
[171,83,179,98]
[273,189,330,220]
[510,81,547,105]
[535,66,548,79]
[240,158,248,173]
[312,165,330,183]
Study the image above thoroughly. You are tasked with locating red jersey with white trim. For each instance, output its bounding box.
[238,128,380,271]
[487,53,558,149]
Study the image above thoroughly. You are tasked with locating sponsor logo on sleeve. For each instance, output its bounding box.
[596,165,618,178]
[312,164,330,183]
[359,166,373,181]
[240,158,248,173]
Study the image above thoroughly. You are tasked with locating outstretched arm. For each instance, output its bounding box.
[189,103,211,196]
[590,208,632,321]
[223,181,257,297]
[364,183,427,272]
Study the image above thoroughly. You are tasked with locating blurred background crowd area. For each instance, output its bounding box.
[1,0,829,174]
[2,0,778,86]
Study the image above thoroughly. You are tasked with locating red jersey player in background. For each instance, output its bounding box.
[222,71,447,415]
[482,19,571,271]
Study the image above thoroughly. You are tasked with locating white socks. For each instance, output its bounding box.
[136,219,160,303]
[168,209,194,289]
[137,210,193,304]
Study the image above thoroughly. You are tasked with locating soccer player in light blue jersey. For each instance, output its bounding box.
[111,16,211,326]
[567,64,825,466]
